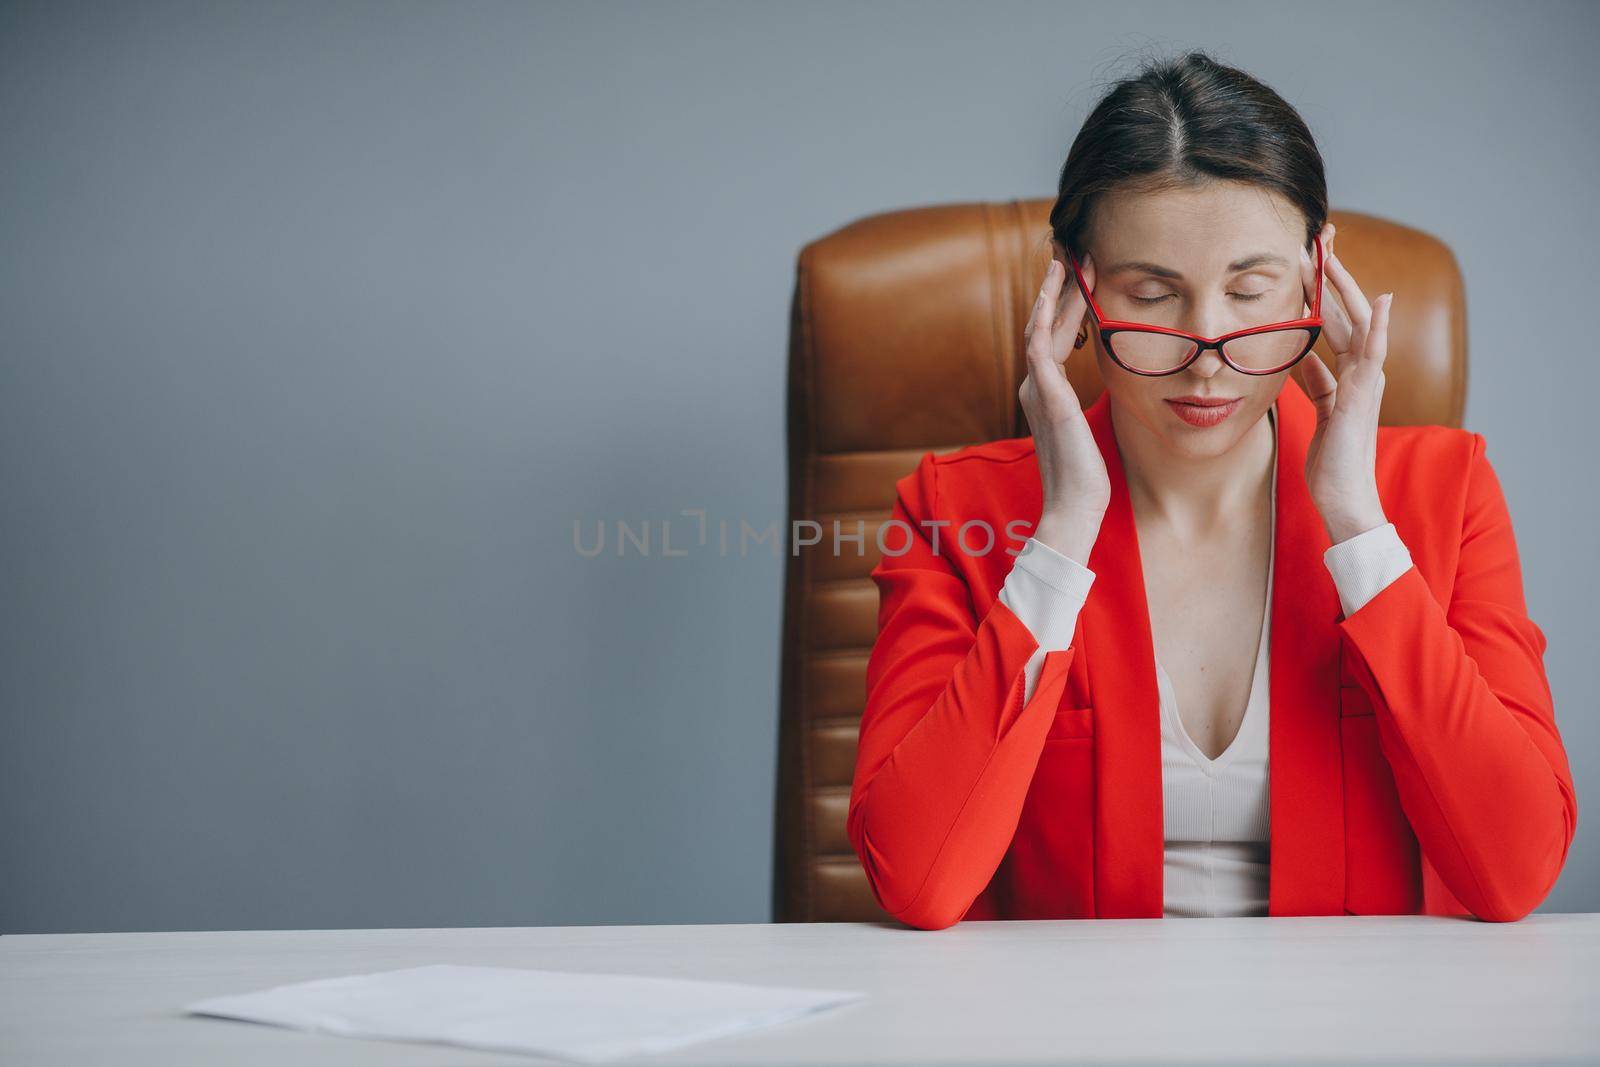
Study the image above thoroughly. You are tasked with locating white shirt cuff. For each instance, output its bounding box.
[1322,522,1414,618]
[998,537,1096,705]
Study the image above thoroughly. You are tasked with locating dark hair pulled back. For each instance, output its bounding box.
[1050,51,1328,259]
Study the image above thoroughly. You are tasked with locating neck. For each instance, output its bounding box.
[1112,398,1277,539]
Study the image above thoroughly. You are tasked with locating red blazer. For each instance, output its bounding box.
[848,376,1577,929]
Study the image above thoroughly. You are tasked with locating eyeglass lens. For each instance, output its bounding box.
[1108,328,1313,373]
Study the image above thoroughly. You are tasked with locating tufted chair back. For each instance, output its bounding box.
[773,199,1467,922]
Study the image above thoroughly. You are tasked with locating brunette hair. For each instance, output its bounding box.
[1049,51,1327,259]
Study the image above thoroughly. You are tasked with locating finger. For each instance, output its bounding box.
[1051,251,1090,331]
[1319,278,1356,355]
[1294,348,1338,416]
[1325,248,1369,320]
[1363,292,1393,374]
[1025,260,1067,388]
[1303,232,1356,356]
[1324,251,1372,366]
[1050,253,1096,369]
[1023,259,1060,352]
[1300,227,1332,315]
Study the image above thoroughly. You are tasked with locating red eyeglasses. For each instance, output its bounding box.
[1066,237,1325,376]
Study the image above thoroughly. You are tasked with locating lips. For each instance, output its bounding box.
[1164,396,1242,427]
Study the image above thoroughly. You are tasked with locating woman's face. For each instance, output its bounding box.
[1066,180,1315,460]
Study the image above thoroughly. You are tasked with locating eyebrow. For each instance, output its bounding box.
[1102,252,1292,279]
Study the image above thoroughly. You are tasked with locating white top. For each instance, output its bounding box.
[998,406,1416,917]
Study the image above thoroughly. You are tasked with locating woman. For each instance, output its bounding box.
[846,51,1576,930]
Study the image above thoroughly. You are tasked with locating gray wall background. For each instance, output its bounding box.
[2,0,1595,933]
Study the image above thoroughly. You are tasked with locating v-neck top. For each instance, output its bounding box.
[996,404,1416,918]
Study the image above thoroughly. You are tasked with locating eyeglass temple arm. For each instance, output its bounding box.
[1310,234,1325,318]
[1065,247,1100,319]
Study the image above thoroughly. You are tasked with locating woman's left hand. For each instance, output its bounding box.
[1293,223,1395,545]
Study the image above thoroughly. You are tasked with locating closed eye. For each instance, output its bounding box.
[1130,292,1268,305]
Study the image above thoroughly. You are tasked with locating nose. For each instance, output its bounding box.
[1181,298,1239,377]
[1187,348,1225,378]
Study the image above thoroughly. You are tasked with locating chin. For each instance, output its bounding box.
[1162,428,1238,460]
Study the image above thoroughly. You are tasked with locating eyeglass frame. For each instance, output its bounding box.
[1065,236,1325,377]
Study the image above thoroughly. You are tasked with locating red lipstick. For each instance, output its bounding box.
[1165,395,1242,427]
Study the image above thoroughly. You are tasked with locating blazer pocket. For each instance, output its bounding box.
[1046,705,1095,741]
[1340,684,1376,717]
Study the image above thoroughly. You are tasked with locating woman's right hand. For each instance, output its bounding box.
[1018,248,1110,565]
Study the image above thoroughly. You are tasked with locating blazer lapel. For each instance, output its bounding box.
[1079,389,1163,917]
[1077,378,1345,919]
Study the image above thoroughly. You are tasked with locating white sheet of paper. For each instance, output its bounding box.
[183,963,866,1063]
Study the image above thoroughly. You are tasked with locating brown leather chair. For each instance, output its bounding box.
[772,199,1468,922]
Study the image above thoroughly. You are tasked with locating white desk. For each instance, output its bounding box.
[2,915,1596,1065]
